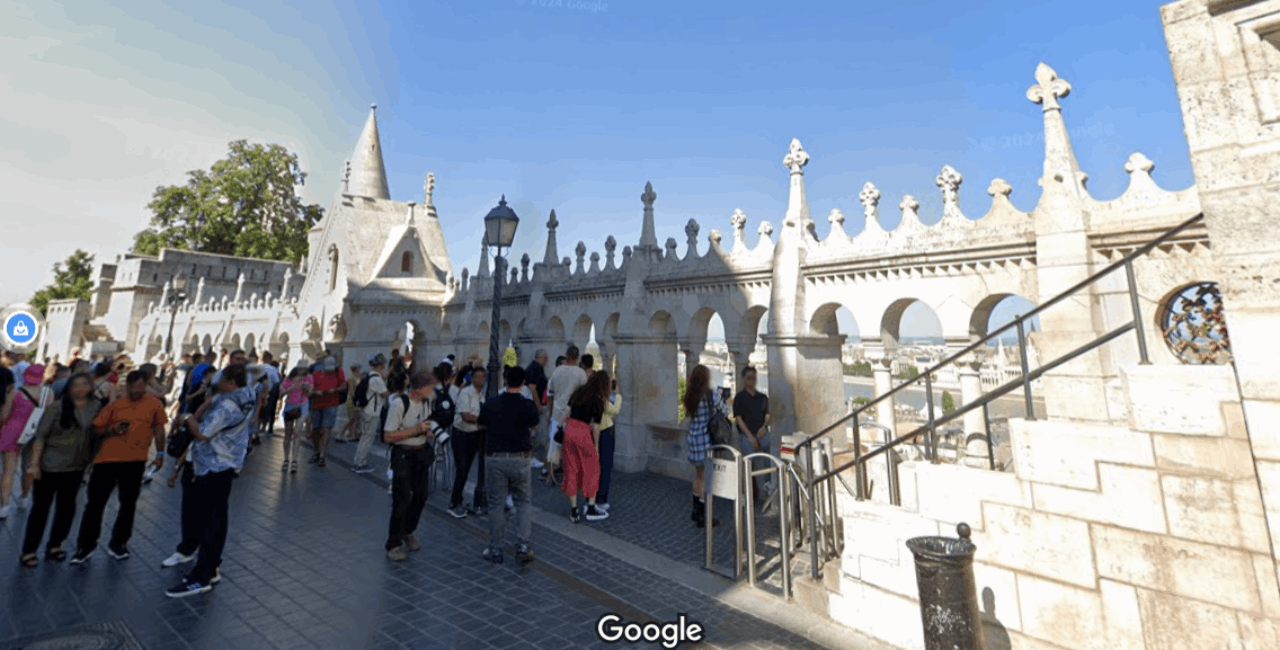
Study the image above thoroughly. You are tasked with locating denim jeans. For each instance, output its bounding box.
[597,427,616,505]
[176,462,199,556]
[387,445,434,551]
[736,431,774,504]
[484,455,532,549]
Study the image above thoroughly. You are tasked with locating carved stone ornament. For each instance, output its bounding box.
[425,172,435,205]
[685,219,699,243]
[1026,62,1071,112]
[304,316,322,342]
[783,138,810,174]
[589,251,601,273]
[859,182,881,223]
[604,235,617,268]
[708,229,723,247]
[757,221,774,239]
[1125,152,1155,175]
[988,178,1013,198]
[326,314,346,341]
[935,165,964,220]
[664,238,679,258]
[642,181,657,208]
[520,253,530,282]
[828,208,845,226]
[900,195,921,223]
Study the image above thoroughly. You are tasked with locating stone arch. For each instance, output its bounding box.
[244,333,256,356]
[546,316,566,342]
[228,333,242,352]
[810,302,861,339]
[648,310,677,340]
[968,293,1038,340]
[201,334,213,353]
[499,320,514,349]
[880,298,942,350]
[572,315,593,349]
[271,331,290,358]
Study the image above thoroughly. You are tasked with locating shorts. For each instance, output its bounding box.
[311,405,339,430]
[283,402,309,422]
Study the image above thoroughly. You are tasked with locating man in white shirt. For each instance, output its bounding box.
[383,372,443,561]
[448,367,487,518]
[545,345,587,478]
[352,354,389,474]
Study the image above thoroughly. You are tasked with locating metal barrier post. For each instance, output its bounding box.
[742,452,789,592]
[704,444,744,579]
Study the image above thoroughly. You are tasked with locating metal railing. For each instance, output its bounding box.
[792,213,1205,582]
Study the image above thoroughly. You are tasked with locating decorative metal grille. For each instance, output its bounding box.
[1161,282,1232,364]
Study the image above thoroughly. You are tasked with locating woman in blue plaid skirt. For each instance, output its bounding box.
[683,365,728,528]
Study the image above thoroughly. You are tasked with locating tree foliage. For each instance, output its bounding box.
[941,390,956,415]
[677,374,688,422]
[30,249,95,315]
[131,140,323,264]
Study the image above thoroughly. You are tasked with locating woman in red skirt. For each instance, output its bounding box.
[561,370,610,524]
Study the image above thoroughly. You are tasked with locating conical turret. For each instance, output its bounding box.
[347,104,391,200]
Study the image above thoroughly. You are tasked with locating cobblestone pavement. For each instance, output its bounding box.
[0,432,844,650]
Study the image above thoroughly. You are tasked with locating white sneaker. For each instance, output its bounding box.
[505,495,514,509]
[0,503,13,519]
[598,503,610,513]
[162,551,196,568]
[530,458,545,469]
[385,468,393,481]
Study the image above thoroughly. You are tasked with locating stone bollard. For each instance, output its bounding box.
[905,523,986,650]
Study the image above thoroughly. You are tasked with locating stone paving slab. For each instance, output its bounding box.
[0,431,886,650]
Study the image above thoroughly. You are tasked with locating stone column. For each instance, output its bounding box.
[612,334,677,474]
[872,357,897,441]
[764,333,846,447]
[957,359,986,437]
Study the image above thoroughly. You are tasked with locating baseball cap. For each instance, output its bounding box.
[369,353,387,367]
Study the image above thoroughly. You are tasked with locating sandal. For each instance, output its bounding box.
[20,554,38,568]
[46,548,67,562]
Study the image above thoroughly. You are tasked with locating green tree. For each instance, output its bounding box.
[941,390,956,415]
[677,374,688,422]
[30,249,95,315]
[131,140,323,264]
[503,347,517,367]
[852,395,877,419]
[843,361,872,377]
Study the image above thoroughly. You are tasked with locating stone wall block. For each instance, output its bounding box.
[1233,479,1273,555]
[1122,364,1238,436]
[1238,612,1280,650]
[974,561,1022,632]
[1160,474,1267,551]
[1093,524,1261,613]
[914,462,1030,527]
[974,503,1095,588]
[829,581,925,650]
[1099,579,1145,650]
[1251,554,1280,620]
[1135,589,1240,650]
[1011,418,1154,490]
[1153,434,1256,479]
[1255,460,1280,560]
[1033,463,1167,533]
[1015,574,1107,650]
[858,554,920,600]
[1243,400,1280,462]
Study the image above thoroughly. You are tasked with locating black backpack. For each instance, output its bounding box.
[429,386,455,431]
[380,394,411,444]
[352,372,373,409]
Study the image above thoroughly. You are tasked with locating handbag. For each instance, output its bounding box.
[704,393,733,447]
[17,386,50,446]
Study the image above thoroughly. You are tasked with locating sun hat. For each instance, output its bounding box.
[23,365,45,385]
[369,353,387,367]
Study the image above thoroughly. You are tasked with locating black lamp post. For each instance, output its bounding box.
[164,276,190,357]
[484,196,520,400]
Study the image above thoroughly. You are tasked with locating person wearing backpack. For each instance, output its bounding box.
[0,365,49,519]
[307,357,345,467]
[351,354,389,474]
[383,372,443,562]
[379,372,409,493]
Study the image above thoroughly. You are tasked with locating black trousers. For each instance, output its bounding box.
[76,461,145,553]
[176,462,199,556]
[189,469,235,585]
[387,445,434,551]
[449,428,486,509]
[22,471,82,555]
[597,426,616,505]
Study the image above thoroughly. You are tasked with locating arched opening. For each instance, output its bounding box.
[1159,282,1231,365]
[244,333,256,357]
[546,316,566,345]
[499,320,517,368]
[201,334,213,356]
[879,299,946,426]
[572,315,593,351]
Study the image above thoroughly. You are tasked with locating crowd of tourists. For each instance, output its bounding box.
[0,338,773,597]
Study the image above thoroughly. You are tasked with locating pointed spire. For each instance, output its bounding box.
[478,236,491,278]
[423,173,438,218]
[637,182,659,260]
[542,210,560,266]
[347,104,391,199]
[781,138,812,235]
[1027,63,1087,198]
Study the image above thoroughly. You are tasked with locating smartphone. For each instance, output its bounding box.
[720,387,731,401]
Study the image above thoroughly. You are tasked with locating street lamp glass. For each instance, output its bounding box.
[483,196,519,248]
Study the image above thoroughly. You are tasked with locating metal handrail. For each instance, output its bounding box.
[792,212,1205,581]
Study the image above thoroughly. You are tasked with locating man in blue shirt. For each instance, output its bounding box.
[165,364,255,598]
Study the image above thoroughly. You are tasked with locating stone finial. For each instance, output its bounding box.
[562,256,571,267]
[604,235,617,269]
[900,195,922,225]
[1124,152,1155,175]
[424,172,435,205]
[542,209,560,266]
[859,182,881,224]
[520,253,530,282]
[664,237,679,259]
[575,241,587,274]
[708,229,723,251]
[642,181,657,208]
[827,208,846,234]
[783,138,810,174]
[639,181,659,256]
[342,159,352,193]
[730,209,748,250]
[461,267,470,292]
[757,221,774,240]
[684,218,700,258]
[589,251,601,273]
[478,237,490,277]
[622,246,632,266]
[511,266,519,285]
[1027,62,1071,112]
[935,165,964,221]
[988,178,1013,198]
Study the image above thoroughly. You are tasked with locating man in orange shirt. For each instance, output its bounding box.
[71,370,168,564]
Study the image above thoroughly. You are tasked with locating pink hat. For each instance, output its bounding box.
[23,365,45,385]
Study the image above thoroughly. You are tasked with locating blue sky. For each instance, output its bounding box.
[1,0,1190,339]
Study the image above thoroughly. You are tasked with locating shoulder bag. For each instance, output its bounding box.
[704,392,733,447]
[17,386,50,446]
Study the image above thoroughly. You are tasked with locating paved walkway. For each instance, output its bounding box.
[0,429,894,650]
